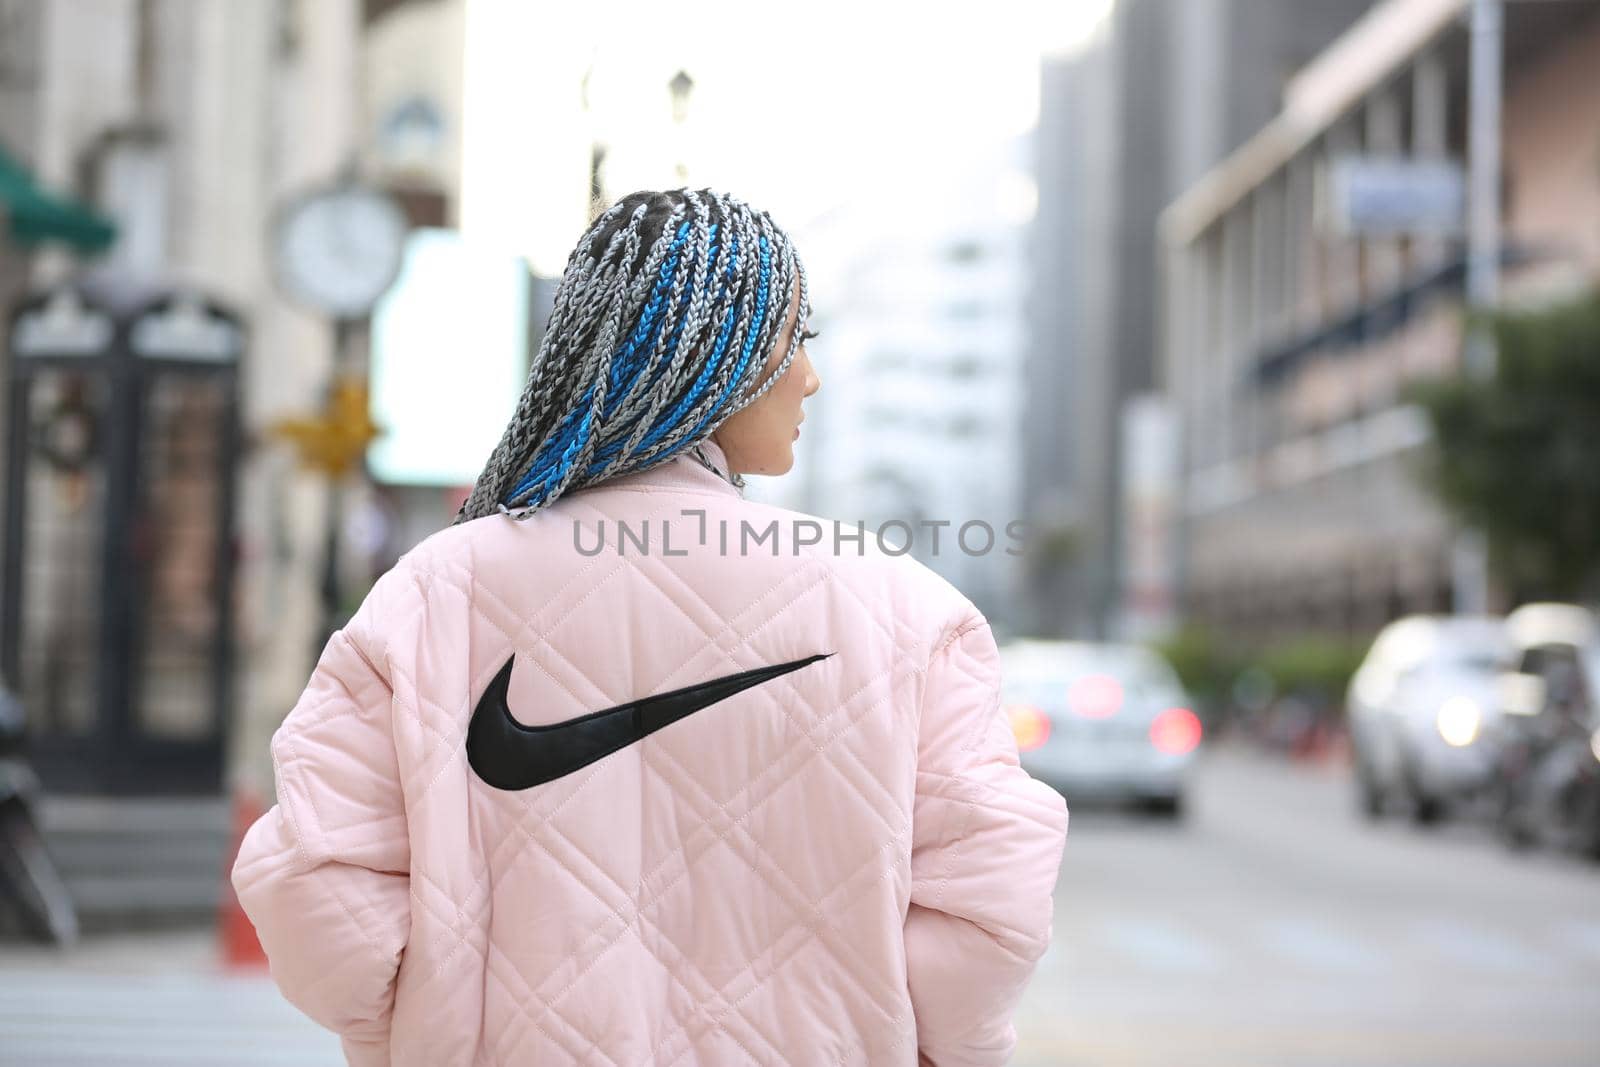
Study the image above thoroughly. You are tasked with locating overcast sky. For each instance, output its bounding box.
[460,0,1114,274]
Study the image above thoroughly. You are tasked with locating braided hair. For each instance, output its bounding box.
[454,188,809,523]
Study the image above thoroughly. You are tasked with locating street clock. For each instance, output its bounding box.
[272,182,407,319]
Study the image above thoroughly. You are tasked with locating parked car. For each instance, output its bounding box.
[1490,603,1600,859]
[1347,615,1511,823]
[998,640,1202,817]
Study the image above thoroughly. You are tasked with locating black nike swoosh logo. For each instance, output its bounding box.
[466,652,833,791]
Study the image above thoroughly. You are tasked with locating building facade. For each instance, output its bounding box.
[1024,0,1377,639]
[0,0,415,799]
[790,144,1031,628]
[1159,0,1600,640]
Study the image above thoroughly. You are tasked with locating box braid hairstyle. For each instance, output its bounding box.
[454,188,809,524]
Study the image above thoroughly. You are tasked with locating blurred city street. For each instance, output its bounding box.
[2,742,1595,1066]
[4,0,1600,1061]
[1014,745,1600,1067]
[0,930,343,1066]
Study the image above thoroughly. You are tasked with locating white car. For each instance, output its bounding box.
[998,640,1202,817]
[1347,615,1511,823]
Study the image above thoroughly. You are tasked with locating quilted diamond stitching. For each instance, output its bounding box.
[406,856,494,983]
[294,647,500,1000]
[478,739,796,1063]
[445,550,630,707]
[549,664,920,1060]
[643,738,909,1040]
[483,937,627,1067]
[660,835,911,1067]
[643,677,925,1063]
[423,557,824,879]
[380,560,650,829]
[273,732,405,968]
[488,809,788,1067]
[494,659,914,1059]
[612,558,911,877]
[538,765,806,1065]
[637,556,927,847]
[318,490,966,1063]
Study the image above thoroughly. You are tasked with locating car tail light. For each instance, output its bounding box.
[1150,707,1202,755]
[1068,673,1123,719]
[1006,704,1051,752]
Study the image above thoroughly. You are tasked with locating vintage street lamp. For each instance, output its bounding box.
[270,177,405,660]
[669,70,694,183]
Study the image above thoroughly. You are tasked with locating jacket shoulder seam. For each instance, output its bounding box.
[930,617,986,662]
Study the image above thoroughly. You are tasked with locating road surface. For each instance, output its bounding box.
[1012,745,1600,1066]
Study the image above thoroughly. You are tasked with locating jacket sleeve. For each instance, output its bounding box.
[906,613,1069,1067]
[230,571,417,1067]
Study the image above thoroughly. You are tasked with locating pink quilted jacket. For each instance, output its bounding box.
[232,440,1068,1066]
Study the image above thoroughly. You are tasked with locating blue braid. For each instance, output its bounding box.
[603,221,692,419]
[635,231,750,453]
[547,393,602,491]
[644,222,720,395]
[508,382,597,503]
[591,223,719,463]
[514,223,694,500]
[512,391,588,493]
[677,233,771,443]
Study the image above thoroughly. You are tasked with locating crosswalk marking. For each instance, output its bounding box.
[1412,916,1549,974]
[0,972,343,1067]
[1554,918,1600,962]
[1097,916,1224,973]
[1256,917,1384,973]
[1066,911,1597,980]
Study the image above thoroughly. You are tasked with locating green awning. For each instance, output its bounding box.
[0,142,116,253]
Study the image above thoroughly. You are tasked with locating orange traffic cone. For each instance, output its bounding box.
[219,788,269,970]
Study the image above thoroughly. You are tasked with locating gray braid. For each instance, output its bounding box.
[454,189,809,523]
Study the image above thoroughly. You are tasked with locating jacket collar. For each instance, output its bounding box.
[599,438,742,497]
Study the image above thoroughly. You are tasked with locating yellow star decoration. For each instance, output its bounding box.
[270,378,383,478]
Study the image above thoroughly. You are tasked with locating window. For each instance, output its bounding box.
[945,241,984,264]
[948,355,983,379]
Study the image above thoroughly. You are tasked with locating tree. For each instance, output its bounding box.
[1409,288,1600,602]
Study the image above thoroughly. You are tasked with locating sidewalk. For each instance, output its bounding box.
[0,927,342,1067]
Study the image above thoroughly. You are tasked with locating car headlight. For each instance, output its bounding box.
[1436,696,1482,747]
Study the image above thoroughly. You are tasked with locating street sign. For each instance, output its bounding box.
[1322,156,1465,237]
[271,378,382,479]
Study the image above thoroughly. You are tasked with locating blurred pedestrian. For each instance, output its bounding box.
[232,188,1067,1066]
